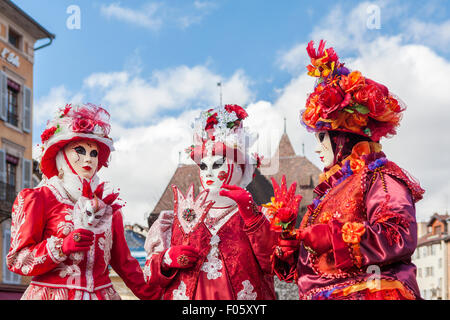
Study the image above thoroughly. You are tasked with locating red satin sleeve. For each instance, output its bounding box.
[332,173,417,270]
[243,212,278,275]
[6,189,66,276]
[109,210,163,300]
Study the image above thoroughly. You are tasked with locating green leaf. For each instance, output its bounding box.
[343,108,354,114]
[227,121,237,129]
[353,104,370,115]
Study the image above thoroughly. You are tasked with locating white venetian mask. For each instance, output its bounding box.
[314,131,334,169]
[198,155,243,193]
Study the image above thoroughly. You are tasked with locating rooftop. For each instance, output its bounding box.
[0,0,54,41]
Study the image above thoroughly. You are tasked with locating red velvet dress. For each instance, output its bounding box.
[144,186,277,300]
[6,179,160,300]
[273,152,425,300]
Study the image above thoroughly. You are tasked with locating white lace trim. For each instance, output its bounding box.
[172,281,189,300]
[98,227,112,272]
[163,248,172,267]
[143,259,152,283]
[200,235,223,280]
[46,236,66,263]
[237,280,257,300]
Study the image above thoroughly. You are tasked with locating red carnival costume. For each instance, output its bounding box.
[272,40,425,300]
[144,105,277,300]
[6,104,159,300]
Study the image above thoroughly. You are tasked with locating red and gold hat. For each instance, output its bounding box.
[300,40,405,142]
[38,103,115,179]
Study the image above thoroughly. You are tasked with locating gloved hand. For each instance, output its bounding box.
[62,228,95,255]
[274,238,300,264]
[219,184,260,226]
[162,245,199,270]
[298,223,333,255]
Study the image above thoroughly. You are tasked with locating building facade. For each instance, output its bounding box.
[0,0,53,299]
[412,213,450,300]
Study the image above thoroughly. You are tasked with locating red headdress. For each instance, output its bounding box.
[38,103,115,179]
[186,104,260,188]
[301,40,405,142]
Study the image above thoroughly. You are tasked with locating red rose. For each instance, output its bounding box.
[224,104,248,120]
[353,86,370,104]
[339,71,365,93]
[205,113,218,131]
[318,86,345,118]
[72,118,95,133]
[366,84,387,117]
[277,207,296,224]
[41,126,58,143]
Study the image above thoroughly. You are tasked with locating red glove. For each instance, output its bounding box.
[219,184,260,226]
[274,239,299,264]
[162,245,199,270]
[62,229,94,255]
[298,224,333,255]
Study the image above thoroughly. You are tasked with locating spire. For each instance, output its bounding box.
[283,117,287,134]
[217,82,222,107]
[276,131,296,158]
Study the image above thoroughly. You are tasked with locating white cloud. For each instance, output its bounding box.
[99,110,199,225]
[403,19,450,52]
[100,2,162,31]
[100,1,218,31]
[83,65,253,126]
[33,85,84,127]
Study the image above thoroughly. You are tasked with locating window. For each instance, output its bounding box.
[435,226,441,235]
[8,28,21,50]
[2,228,21,284]
[5,154,18,202]
[418,268,422,277]
[7,83,19,127]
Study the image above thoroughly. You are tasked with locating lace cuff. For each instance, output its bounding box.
[46,236,67,263]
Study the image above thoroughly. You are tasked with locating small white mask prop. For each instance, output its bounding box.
[73,196,112,233]
[314,131,334,169]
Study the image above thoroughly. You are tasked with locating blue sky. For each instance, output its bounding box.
[13,0,450,225]
[20,0,450,112]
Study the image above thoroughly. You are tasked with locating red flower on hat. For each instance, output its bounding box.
[318,86,346,119]
[60,104,72,118]
[339,71,365,93]
[72,118,95,133]
[205,113,218,131]
[224,104,248,120]
[366,84,387,117]
[41,126,58,143]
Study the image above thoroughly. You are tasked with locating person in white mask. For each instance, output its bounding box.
[144,104,277,300]
[6,103,160,300]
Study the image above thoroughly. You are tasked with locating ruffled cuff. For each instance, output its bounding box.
[46,236,67,263]
[331,220,366,270]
